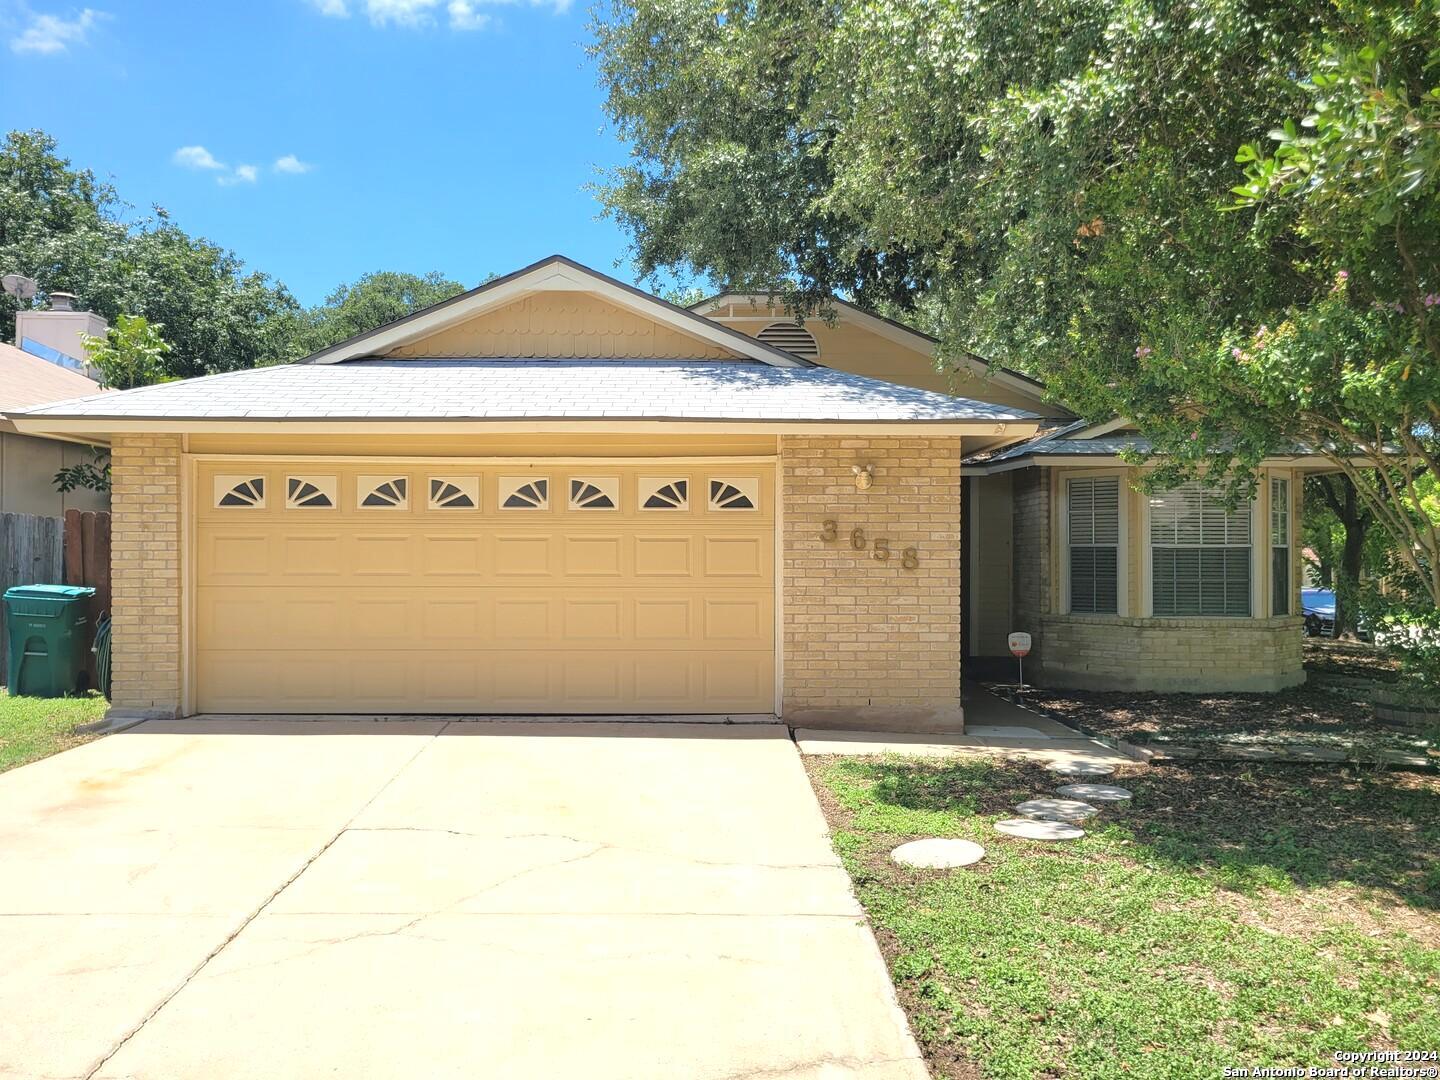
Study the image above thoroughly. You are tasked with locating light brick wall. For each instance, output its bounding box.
[1011,467,1051,660]
[1036,614,1305,692]
[109,434,183,716]
[1009,462,1307,693]
[780,436,963,728]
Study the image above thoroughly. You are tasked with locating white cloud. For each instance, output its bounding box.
[447,0,490,30]
[12,8,105,55]
[172,145,226,171]
[217,164,259,187]
[304,0,568,30]
[274,154,312,175]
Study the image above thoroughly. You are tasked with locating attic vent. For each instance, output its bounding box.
[756,321,819,359]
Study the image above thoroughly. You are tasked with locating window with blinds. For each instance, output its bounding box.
[1271,476,1290,616]
[1067,476,1120,614]
[1149,482,1252,617]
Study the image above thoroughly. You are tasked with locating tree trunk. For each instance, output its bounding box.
[1312,475,1373,638]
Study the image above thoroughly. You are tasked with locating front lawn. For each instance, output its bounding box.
[808,756,1440,1080]
[0,690,107,773]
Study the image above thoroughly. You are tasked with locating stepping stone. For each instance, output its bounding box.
[1056,783,1132,802]
[994,818,1085,841]
[1015,797,1099,822]
[1045,760,1115,777]
[891,838,986,869]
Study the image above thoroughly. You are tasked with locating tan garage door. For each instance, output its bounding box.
[193,460,775,714]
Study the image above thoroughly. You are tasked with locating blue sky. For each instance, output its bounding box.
[0,0,651,305]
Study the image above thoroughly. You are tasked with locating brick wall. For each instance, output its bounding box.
[1036,614,1305,692]
[1011,467,1051,659]
[780,436,963,730]
[109,434,182,717]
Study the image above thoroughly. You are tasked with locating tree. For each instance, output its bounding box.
[591,0,1438,606]
[81,312,171,390]
[1305,474,1377,636]
[295,271,467,356]
[1,130,303,376]
[52,314,172,494]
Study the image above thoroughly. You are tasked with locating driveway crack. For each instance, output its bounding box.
[81,722,451,1079]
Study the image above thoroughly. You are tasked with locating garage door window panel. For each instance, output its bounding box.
[499,477,549,510]
[286,476,337,509]
[429,477,479,510]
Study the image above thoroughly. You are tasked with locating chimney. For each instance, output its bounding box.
[14,294,106,380]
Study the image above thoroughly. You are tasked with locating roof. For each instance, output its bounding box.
[14,359,1042,430]
[0,341,106,418]
[304,256,813,369]
[691,291,1053,398]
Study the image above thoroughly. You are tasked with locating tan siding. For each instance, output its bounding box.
[109,434,183,716]
[710,301,1069,417]
[781,435,963,729]
[384,292,738,360]
[0,432,109,516]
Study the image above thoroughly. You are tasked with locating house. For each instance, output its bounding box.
[13,256,1310,726]
[0,341,109,516]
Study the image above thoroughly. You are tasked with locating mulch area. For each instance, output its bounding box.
[1010,641,1435,764]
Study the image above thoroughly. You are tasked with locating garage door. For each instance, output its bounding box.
[193,460,775,713]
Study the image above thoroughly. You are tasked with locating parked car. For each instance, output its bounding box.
[1301,588,1372,640]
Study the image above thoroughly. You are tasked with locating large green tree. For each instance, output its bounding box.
[1,130,303,376]
[591,0,1439,610]
[294,270,467,356]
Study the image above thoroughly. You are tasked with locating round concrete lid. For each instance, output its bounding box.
[891,838,986,869]
[1056,783,1133,802]
[1015,798,1099,821]
[994,818,1086,840]
[1045,760,1116,777]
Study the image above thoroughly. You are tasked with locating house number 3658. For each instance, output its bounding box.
[818,519,919,569]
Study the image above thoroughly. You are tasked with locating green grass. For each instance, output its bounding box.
[809,757,1440,1079]
[0,689,108,773]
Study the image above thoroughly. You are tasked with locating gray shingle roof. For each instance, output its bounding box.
[17,359,1041,423]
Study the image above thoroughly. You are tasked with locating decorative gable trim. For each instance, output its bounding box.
[302,256,811,369]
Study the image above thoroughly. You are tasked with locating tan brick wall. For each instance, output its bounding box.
[1011,466,1052,659]
[1005,463,1307,692]
[780,436,963,728]
[1036,614,1305,692]
[109,434,183,716]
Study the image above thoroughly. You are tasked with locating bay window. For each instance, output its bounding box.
[1149,482,1252,617]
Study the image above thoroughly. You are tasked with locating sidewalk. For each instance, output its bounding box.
[794,684,1135,768]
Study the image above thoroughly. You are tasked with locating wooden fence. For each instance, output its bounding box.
[0,513,65,684]
[0,510,111,686]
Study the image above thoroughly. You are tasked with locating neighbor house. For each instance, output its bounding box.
[0,341,109,516]
[14,256,1316,726]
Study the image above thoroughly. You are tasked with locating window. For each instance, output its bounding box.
[498,477,549,510]
[639,478,688,511]
[1149,482,1252,617]
[215,475,265,509]
[285,476,336,509]
[1066,476,1120,614]
[569,477,618,510]
[358,476,408,509]
[1271,476,1290,616]
[709,478,758,511]
[428,477,478,510]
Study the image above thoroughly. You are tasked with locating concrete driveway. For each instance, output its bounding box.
[0,719,926,1080]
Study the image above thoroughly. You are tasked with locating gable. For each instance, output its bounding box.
[305,256,807,367]
[383,291,739,360]
[700,298,1072,419]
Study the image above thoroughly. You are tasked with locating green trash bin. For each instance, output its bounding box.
[4,585,97,697]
